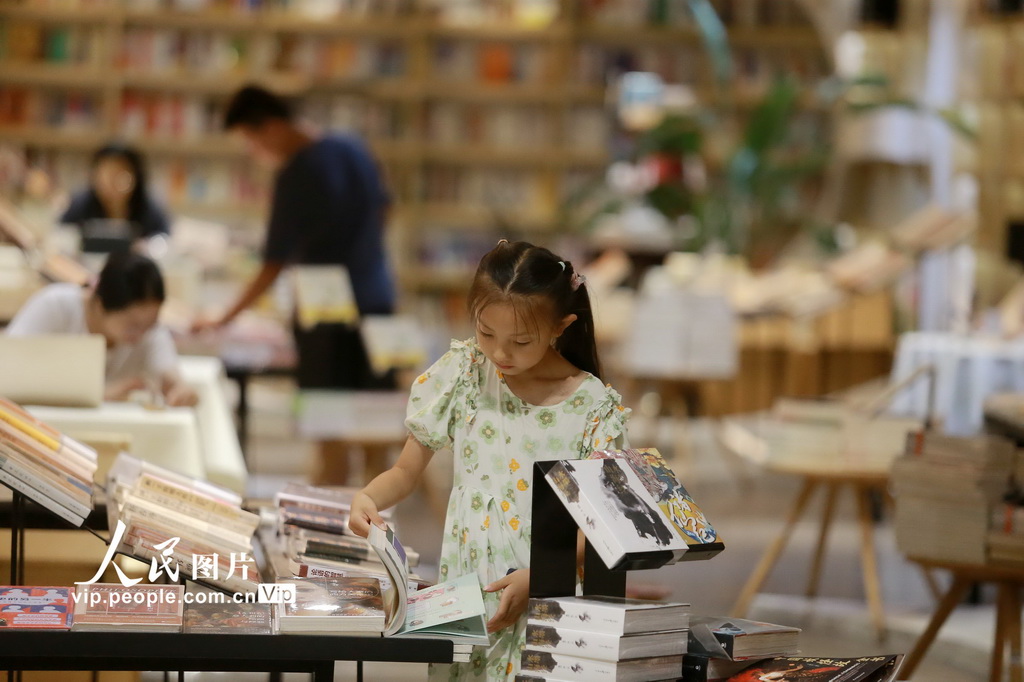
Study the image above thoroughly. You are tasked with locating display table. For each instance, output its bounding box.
[730,447,895,638]
[0,630,454,682]
[25,356,248,495]
[890,332,1024,436]
[898,558,1024,682]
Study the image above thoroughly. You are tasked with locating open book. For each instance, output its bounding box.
[368,523,489,646]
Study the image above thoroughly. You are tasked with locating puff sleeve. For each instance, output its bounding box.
[580,386,632,457]
[405,339,482,451]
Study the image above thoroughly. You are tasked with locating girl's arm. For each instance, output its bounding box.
[348,435,435,537]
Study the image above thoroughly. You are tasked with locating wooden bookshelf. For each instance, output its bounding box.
[0,0,830,293]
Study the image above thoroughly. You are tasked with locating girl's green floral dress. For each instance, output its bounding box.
[406,339,631,681]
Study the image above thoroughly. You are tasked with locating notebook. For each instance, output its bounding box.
[0,334,105,407]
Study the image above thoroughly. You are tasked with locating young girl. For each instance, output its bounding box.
[349,240,630,680]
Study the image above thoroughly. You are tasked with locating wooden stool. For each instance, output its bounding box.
[899,558,1024,682]
[731,458,892,639]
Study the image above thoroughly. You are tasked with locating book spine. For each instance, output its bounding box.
[121,499,251,553]
[0,468,85,526]
[0,419,93,483]
[0,451,91,517]
[0,435,92,498]
[135,475,257,536]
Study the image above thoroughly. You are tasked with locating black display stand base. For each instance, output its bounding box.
[529,461,626,599]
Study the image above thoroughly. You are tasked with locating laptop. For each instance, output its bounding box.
[0,334,105,407]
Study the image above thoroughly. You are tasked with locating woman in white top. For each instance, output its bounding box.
[6,250,197,407]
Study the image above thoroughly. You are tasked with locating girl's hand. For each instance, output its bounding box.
[348,491,387,538]
[483,568,530,633]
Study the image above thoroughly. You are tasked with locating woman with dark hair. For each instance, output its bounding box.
[5,251,196,406]
[61,143,170,247]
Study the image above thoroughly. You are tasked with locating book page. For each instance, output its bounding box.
[400,573,488,644]
[368,523,410,636]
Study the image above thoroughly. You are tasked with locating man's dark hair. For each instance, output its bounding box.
[95,250,165,312]
[223,85,293,130]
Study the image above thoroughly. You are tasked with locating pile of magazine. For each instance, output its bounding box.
[891,431,1016,564]
[106,453,261,595]
[0,396,98,526]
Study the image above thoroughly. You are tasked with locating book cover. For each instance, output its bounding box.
[72,583,184,631]
[726,655,902,682]
[525,622,687,661]
[0,586,72,629]
[680,654,755,681]
[688,616,801,661]
[520,649,684,682]
[277,576,386,633]
[293,265,358,329]
[591,448,724,561]
[183,601,273,634]
[545,458,691,570]
[527,595,690,636]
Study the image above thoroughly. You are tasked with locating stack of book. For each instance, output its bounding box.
[892,431,1016,564]
[988,500,1024,566]
[682,616,801,680]
[106,453,261,595]
[0,396,98,526]
[274,483,424,592]
[520,595,690,681]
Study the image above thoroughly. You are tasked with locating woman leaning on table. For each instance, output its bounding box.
[5,250,197,407]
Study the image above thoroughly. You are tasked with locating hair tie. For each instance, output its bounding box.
[570,272,586,291]
[558,261,566,271]
[497,238,509,245]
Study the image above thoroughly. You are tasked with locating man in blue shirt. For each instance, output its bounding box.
[196,85,397,481]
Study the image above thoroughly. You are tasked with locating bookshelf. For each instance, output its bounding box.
[0,0,830,293]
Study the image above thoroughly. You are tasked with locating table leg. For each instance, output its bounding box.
[855,484,886,639]
[919,566,943,602]
[312,660,335,682]
[236,371,250,462]
[732,478,818,617]
[993,584,1009,682]
[898,577,972,680]
[1001,582,1023,682]
[807,482,839,599]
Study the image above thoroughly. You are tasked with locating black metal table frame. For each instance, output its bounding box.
[0,631,454,682]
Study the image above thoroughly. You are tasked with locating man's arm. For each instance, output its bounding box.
[193,261,284,331]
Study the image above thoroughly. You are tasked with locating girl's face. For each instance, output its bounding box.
[475,302,574,377]
[102,301,160,346]
[92,157,136,209]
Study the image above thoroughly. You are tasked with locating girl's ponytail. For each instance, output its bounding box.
[555,264,602,381]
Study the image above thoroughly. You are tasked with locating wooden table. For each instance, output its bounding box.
[899,558,1024,682]
[730,453,894,638]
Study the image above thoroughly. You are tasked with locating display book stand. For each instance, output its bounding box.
[529,459,708,679]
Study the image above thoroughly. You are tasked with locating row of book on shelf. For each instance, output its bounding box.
[0,400,901,680]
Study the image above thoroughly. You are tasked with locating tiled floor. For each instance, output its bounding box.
[214,378,999,681]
